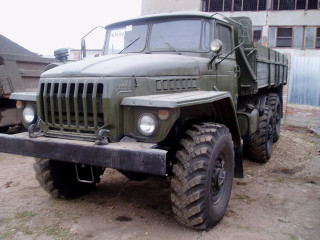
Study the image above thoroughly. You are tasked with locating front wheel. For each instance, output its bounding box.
[34,159,104,199]
[171,123,234,230]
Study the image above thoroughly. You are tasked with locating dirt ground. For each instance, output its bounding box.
[0,126,319,240]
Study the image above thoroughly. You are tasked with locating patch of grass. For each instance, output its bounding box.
[234,193,254,202]
[277,178,285,184]
[0,231,13,240]
[289,234,299,240]
[16,224,33,235]
[15,211,36,221]
[43,223,70,240]
[0,224,33,239]
[236,224,255,231]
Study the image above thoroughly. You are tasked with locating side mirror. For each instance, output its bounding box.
[210,39,223,54]
[81,39,86,59]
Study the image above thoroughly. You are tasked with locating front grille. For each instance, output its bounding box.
[155,78,198,91]
[39,80,105,134]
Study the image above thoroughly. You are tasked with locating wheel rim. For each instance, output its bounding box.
[210,154,226,204]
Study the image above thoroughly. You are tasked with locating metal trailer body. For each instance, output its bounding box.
[0,35,53,128]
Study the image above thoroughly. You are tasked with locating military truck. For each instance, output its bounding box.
[0,34,54,130]
[0,12,287,230]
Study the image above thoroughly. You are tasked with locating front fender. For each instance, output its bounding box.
[121,91,231,108]
[121,91,241,147]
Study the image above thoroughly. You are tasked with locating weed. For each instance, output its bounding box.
[234,193,254,202]
[0,224,33,239]
[289,234,299,240]
[16,211,36,221]
[42,223,70,240]
[0,231,13,240]
[16,224,33,235]
[236,224,255,231]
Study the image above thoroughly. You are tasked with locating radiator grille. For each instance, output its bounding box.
[39,80,105,134]
[156,78,197,91]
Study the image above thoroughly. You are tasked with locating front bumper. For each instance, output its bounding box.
[0,133,167,175]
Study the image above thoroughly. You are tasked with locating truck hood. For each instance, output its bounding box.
[41,54,201,78]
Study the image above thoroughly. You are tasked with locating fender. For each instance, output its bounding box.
[10,92,37,102]
[121,90,243,178]
[121,91,241,146]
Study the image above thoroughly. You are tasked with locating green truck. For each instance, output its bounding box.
[0,12,287,230]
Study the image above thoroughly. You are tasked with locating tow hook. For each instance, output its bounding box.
[95,129,110,145]
[28,120,42,138]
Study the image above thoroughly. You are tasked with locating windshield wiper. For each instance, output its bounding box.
[118,37,140,54]
[160,36,181,55]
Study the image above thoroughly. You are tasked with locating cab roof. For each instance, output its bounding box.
[105,11,230,29]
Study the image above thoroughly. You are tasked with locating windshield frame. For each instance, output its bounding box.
[102,17,213,55]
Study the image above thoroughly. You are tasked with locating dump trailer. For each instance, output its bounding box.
[0,34,53,129]
[0,13,287,230]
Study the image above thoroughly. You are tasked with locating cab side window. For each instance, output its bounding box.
[216,24,232,54]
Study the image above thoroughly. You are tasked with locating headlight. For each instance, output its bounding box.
[23,106,36,124]
[138,113,157,136]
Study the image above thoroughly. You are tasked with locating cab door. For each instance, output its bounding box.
[214,23,238,108]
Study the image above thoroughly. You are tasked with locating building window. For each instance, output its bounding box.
[202,0,319,11]
[276,28,293,47]
[317,28,320,48]
[202,0,266,11]
[272,0,319,10]
[305,27,316,48]
[270,26,320,49]
[308,0,319,9]
[253,27,262,43]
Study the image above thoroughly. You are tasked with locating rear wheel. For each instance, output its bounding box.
[34,159,104,199]
[267,93,281,142]
[171,123,234,230]
[247,106,273,162]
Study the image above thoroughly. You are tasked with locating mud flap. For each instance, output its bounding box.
[234,146,244,178]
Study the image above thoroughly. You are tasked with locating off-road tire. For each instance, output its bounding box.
[267,93,281,142]
[247,106,273,162]
[171,123,234,230]
[34,158,104,199]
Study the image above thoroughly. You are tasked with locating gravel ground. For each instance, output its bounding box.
[0,126,319,240]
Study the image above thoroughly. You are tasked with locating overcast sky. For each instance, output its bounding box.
[1,0,142,56]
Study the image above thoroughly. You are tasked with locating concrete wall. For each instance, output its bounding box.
[222,10,320,49]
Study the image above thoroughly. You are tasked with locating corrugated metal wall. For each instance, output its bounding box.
[288,56,320,106]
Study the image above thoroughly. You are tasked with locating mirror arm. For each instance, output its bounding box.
[81,26,104,41]
[215,42,244,68]
[209,54,221,65]
[81,26,104,59]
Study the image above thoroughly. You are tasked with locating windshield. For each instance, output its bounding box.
[150,20,210,51]
[103,19,211,55]
[104,24,147,54]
